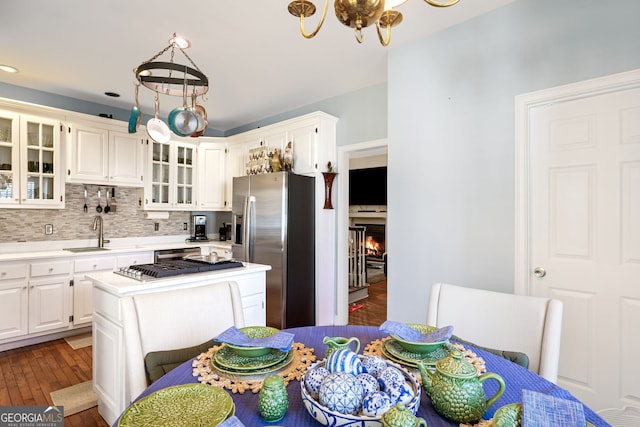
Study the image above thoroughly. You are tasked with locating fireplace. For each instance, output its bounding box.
[355,223,386,263]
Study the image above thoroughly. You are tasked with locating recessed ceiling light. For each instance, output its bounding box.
[104,92,120,98]
[0,64,19,73]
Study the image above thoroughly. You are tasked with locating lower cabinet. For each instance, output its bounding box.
[0,260,72,342]
[73,256,116,326]
[0,278,28,340]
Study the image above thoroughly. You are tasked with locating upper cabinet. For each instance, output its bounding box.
[197,140,227,210]
[67,120,145,187]
[142,138,198,211]
[0,109,65,209]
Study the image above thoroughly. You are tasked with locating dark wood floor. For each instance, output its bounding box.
[0,338,108,427]
[348,278,387,326]
[0,280,386,427]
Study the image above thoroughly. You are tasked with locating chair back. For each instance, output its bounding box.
[122,280,245,403]
[426,282,562,383]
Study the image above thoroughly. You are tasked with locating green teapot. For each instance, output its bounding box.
[322,336,360,358]
[381,403,427,427]
[416,350,505,424]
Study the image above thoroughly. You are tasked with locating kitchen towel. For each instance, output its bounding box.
[215,327,294,353]
[380,321,454,343]
[522,389,586,427]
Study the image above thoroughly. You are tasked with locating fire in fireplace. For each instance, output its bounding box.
[356,223,385,261]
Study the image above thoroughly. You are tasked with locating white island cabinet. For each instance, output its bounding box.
[87,262,270,425]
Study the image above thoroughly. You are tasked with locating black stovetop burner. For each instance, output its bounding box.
[117,259,244,280]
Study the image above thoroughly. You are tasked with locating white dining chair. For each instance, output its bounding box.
[121,280,245,404]
[597,406,640,427]
[426,282,563,383]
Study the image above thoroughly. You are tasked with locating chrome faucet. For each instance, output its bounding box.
[92,215,107,248]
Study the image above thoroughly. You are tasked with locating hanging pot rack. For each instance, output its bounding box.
[133,34,209,98]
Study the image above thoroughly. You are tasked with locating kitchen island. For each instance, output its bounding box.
[86,262,271,425]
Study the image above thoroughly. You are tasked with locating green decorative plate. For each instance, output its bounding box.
[214,344,289,372]
[118,383,234,427]
[382,338,452,367]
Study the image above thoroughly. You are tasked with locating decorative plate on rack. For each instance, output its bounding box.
[213,344,289,372]
[118,383,234,427]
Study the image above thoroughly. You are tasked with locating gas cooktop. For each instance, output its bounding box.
[115,259,244,281]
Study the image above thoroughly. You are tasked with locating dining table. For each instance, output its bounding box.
[114,325,610,427]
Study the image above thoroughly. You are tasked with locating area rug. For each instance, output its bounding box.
[64,332,92,350]
[50,380,97,416]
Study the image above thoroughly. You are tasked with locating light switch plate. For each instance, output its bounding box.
[45,224,53,235]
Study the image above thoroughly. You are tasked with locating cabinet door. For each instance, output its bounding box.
[67,122,109,183]
[93,312,125,424]
[72,275,94,325]
[145,140,171,209]
[198,142,227,210]
[174,142,197,209]
[289,122,317,175]
[0,110,20,206]
[109,131,144,186]
[19,114,64,207]
[0,282,28,340]
[28,277,70,333]
[241,293,266,327]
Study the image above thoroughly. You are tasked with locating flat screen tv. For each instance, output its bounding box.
[349,166,387,206]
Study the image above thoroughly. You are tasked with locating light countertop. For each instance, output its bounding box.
[87,262,271,296]
[0,236,233,262]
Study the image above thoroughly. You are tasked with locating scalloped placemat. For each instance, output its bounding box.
[192,342,316,394]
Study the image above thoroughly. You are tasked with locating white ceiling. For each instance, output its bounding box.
[0,0,513,133]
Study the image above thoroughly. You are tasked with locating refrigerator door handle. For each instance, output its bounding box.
[243,196,256,262]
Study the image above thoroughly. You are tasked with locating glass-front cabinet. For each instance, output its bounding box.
[0,110,63,208]
[144,139,197,210]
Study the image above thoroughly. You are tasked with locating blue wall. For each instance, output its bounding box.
[386,0,640,323]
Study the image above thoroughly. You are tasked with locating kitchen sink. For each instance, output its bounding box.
[63,247,110,253]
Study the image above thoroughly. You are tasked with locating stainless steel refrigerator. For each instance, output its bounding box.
[231,172,315,329]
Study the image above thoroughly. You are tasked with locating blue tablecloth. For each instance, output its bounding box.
[116,325,609,427]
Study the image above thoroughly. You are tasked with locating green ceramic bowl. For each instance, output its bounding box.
[226,326,280,358]
[390,324,448,355]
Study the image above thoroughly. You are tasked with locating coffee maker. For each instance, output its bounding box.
[189,215,208,242]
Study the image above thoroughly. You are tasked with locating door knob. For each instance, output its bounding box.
[533,267,546,278]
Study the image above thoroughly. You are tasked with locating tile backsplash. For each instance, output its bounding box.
[0,184,190,243]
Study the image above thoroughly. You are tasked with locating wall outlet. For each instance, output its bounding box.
[183,222,188,230]
[154,223,159,231]
[45,224,53,235]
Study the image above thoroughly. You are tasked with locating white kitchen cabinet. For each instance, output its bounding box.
[0,109,65,208]
[143,139,198,211]
[197,140,227,210]
[0,262,28,340]
[288,119,319,175]
[73,256,116,326]
[67,120,145,187]
[28,259,72,334]
[93,309,125,425]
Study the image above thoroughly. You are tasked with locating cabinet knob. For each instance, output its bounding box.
[93,264,98,269]
[1,271,6,276]
[48,267,54,272]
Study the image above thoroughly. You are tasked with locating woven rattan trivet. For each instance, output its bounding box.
[192,342,316,394]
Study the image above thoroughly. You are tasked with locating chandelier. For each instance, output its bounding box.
[132,34,209,141]
[288,0,460,46]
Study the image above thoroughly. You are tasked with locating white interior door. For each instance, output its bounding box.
[527,81,640,410]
